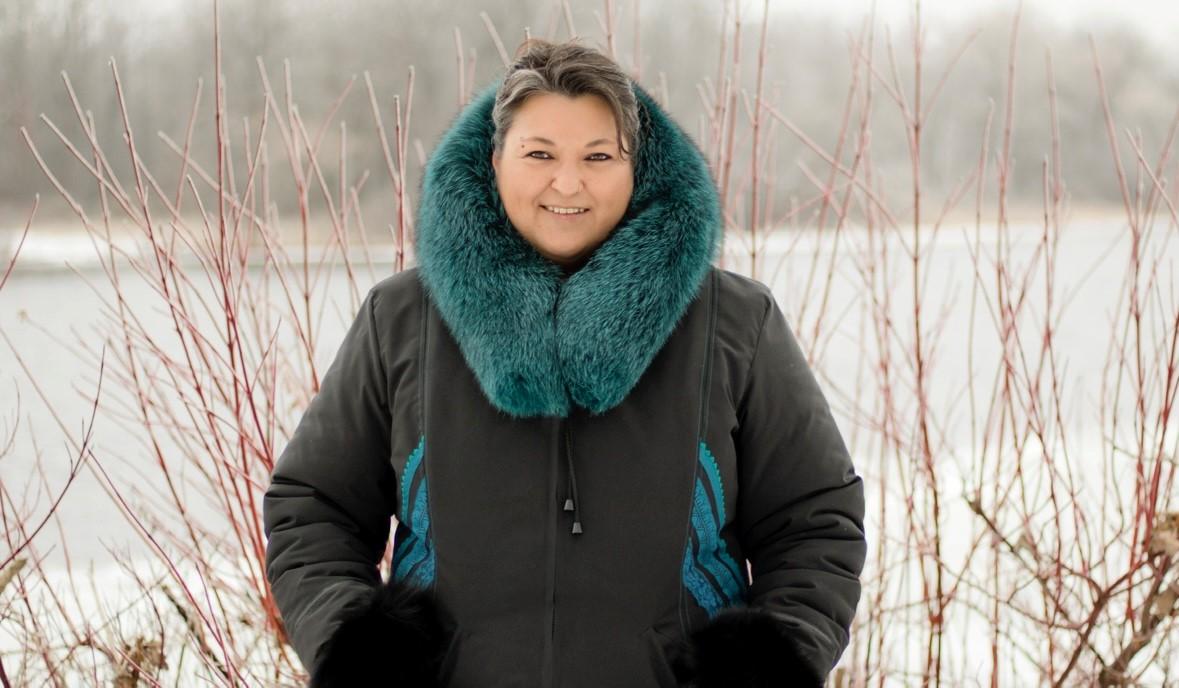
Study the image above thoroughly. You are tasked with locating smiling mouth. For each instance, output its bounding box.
[542,205,589,215]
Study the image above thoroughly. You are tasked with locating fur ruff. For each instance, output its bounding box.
[414,79,722,418]
[673,607,826,688]
[310,579,450,688]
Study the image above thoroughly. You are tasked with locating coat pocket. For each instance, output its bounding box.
[640,625,682,688]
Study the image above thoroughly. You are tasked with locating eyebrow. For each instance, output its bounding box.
[520,136,616,147]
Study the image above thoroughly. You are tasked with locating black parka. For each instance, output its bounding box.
[263,79,866,688]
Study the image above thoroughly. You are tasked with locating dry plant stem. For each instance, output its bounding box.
[1039,56,1066,681]
[363,70,413,271]
[122,44,253,673]
[889,5,945,683]
[396,67,415,271]
[454,27,467,106]
[631,0,640,82]
[252,66,323,373]
[337,118,357,307]
[290,108,352,291]
[257,62,317,381]
[162,584,229,680]
[711,0,729,173]
[173,77,203,212]
[938,6,1013,683]
[173,185,302,365]
[1099,555,1178,685]
[866,181,918,688]
[1092,32,1160,591]
[859,61,892,683]
[1085,34,1179,688]
[561,1,577,39]
[10,551,64,686]
[481,11,511,68]
[1122,131,1179,505]
[103,123,282,440]
[597,0,616,60]
[761,100,902,232]
[114,45,240,672]
[793,20,874,353]
[0,194,36,291]
[0,426,89,573]
[747,0,769,280]
[1089,42,1153,632]
[88,451,235,683]
[204,213,274,617]
[0,346,196,685]
[464,46,478,106]
[718,1,741,229]
[706,0,730,268]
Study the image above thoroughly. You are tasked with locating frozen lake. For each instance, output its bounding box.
[0,214,1156,568]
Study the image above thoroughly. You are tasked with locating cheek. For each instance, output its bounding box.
[504,173,542,207]
[497,173,530,210]
[607,175,634,209]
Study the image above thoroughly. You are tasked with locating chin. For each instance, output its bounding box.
[547,254,588,270]
[538,243,591,265]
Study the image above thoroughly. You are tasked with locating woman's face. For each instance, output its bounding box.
[491,92,635,272]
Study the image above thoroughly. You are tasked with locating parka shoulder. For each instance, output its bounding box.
[713,267,777,322]
[369,267,425,325]
[710,267,779,409]
[367,267,428,438]
[367,268,426,365]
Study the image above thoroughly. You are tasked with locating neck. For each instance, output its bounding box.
[559,260,582,278]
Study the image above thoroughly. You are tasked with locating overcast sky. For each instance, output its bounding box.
[778,0,1177,49]
[122,0,1178,48]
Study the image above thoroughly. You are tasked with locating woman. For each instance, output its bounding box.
[264,38,866,688]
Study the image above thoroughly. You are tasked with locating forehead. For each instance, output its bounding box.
[509,92,618,141]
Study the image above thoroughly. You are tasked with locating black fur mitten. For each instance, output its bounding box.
[672,607,825,688]
[310,579,450,688]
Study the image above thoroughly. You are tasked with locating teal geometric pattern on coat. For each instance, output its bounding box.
[392,435,435,587]
[682,441,748,618]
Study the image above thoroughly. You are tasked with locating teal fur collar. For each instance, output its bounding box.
[414,80,721,418]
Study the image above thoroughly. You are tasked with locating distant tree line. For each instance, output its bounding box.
[3,0,1177,227]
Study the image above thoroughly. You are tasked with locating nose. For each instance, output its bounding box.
[551,162,583,197]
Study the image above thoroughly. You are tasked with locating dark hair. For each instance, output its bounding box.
[491,38,640,161]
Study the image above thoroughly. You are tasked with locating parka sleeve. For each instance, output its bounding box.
[262,288,398,675]
[694,293,866,686]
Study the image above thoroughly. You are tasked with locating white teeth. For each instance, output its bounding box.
[544,205,587,215]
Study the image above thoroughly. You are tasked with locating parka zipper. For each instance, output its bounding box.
[541,415,561,687]
[543,410,585,687]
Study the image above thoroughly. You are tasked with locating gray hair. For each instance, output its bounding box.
[491,38,640,161]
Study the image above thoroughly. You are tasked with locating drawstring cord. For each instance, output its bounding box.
[562,423,583,535]
[553,277,582,535]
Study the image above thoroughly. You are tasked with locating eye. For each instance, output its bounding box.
[526,151,552,159]
[587,153,612,161]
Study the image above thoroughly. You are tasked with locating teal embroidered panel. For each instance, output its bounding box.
[682,441,748,617]
[392,435,436,587]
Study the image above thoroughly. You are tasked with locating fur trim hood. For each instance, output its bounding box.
[414,79,722,418]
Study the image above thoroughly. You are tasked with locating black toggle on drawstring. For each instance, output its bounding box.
[562,423,583,535]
